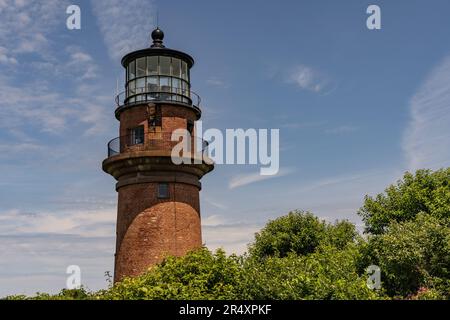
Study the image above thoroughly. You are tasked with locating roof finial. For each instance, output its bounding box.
[151,27,165,48]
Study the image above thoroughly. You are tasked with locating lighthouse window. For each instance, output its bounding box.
[160,76,170,91]
[157,183,170,199]
[172,78,181,92]
[146,76,158,91]
[130,126,144,145]
[125,56,192,104]
[136,57,146,77]
[128,80,136,95]
[136,78,145,92]
[181,80,189,94]
[181,61,188,80]
[147,56,158,75]
[160,56,171,75]
[128,60,135,80]
[172,58,181,77]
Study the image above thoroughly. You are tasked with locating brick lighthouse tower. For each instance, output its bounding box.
[102,28,213,282]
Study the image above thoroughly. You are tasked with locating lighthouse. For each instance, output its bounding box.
[102,28,214,282]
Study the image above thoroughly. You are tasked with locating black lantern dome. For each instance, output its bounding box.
[151,27,165,47]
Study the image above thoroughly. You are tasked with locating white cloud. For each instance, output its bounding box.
[206,77,228,88]
[0,2,109,137]
[403,55,450,171]
[0,46,17,64]
[229,167,295,189]
[202,215,263,255]
[91,0,156,61]
[66,47,99,80]
[0,208,115,237]
[0,234,114,296]
[0,0,67,59]
[202,214,227,226]
[292,171,380,194]
[203,197,228,210]
[0,142,44,154]
[0,76,109,135]
[288,65,331,93]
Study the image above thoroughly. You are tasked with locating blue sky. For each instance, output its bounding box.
[1,0,450,296]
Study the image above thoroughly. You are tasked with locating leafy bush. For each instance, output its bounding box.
[96,248,242,300]
[240,245,383,300]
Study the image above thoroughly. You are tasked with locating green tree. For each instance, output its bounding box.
[249,210,357,259]
[360,213,450,298]
[358,169,450,234]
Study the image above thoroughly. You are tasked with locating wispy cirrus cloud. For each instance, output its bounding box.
[91,0,156,61]
[403,55,450,171]
[0,74,109,135]
[287,64,333,94]
[206,77,229,88]
[229,168,295,189]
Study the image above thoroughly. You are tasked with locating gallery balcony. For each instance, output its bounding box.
[114,86,201,119]
[107,131,209,158]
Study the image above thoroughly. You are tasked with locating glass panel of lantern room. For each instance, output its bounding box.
[181,61,188,81]
[160,56,171,75]
[181,80,190,96]
[128,60,136,80]
[136,57,146,78]
[172,78,181,102]
[146,76,158,100]
[160,76,170,92]
[129,80,136,95]
[172,78,181,92]
[172,58,181,78]
[146,76,158,91]
[147,56,158,75]
[136,78,145,93]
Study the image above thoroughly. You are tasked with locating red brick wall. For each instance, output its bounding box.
[119,104,197,136]
[114,181,201,282]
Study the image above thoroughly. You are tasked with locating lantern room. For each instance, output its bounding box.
[116,27,200,119]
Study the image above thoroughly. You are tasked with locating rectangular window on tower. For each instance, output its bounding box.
[157,183,170,199]
[129,125,144,145]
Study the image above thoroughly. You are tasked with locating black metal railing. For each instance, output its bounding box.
[107,131,208,158]
[115,86,201,109]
